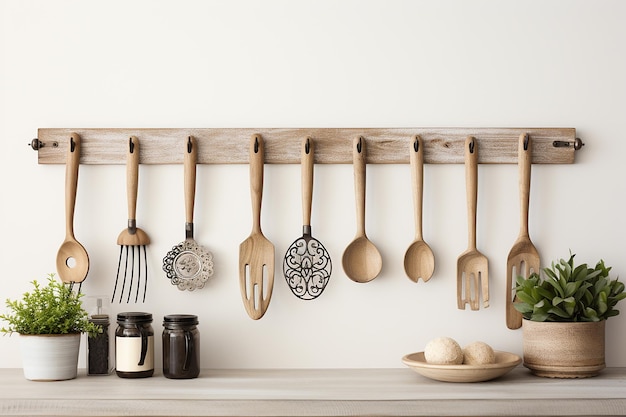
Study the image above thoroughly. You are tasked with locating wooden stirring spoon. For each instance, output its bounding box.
[239,135,275,319]
[56,133,89,285]
[404,135,435,282]
[506,133,540,329]
[342,136,382,283]
[457,136,489,310]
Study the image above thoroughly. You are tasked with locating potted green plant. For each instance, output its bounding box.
[0,274,101,381]
[514,253,625,378]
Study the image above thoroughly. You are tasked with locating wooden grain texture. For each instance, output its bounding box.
[35,127,578,164]
[0,368,625,416]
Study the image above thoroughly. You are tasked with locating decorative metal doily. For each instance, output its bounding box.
[163,239,214,291]
[283,237,332,300]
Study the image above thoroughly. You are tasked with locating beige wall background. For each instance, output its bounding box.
[1,0,625,368]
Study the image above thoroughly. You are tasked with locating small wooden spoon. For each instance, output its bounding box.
[56,133,89,284]
[342,136,382,283]
[404,135,435,282]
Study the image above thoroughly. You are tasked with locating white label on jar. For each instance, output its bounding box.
[116,336,154,372]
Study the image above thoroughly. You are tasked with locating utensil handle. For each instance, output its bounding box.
[410,135,424,240]
[519,133,531,237]
[465,136,478,250]
[126,136,139,224]
[353,136,366,236]
[302,137,314,228]
[250,135,264,233]
[65,133,81,238]
[184,136,197,226]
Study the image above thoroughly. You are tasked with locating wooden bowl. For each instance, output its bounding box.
[402,351,522,382]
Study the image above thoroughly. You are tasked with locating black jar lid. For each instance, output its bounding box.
[117,312,153,324]
[163,314,198,325]
[89,314,110,325]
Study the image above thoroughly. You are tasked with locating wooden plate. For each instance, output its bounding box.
[402,351,522,382]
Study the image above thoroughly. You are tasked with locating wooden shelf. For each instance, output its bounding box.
[34,127,579,165]
[0,367,624,416]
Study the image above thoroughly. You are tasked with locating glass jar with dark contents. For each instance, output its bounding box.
[87,314,111,375]
[162,314,200,379]
[115,312,154,378]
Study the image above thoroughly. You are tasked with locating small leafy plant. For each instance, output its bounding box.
[0,274,101,337]
[514,253,626,322]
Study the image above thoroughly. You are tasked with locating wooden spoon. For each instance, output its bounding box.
[404,135,435,282]
[506,133,540,329]
[56,133,89,284]
[239,134,275,319]
[342,136,382,283]
[456,136,489,310]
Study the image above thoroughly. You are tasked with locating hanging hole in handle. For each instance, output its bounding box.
[305,137,311,154]
[357,136,363,153]
[254,136,259,153]
[129,137,135,153]
[413,136,419,152]
[523,134,529,151]
[187,136,193,153]
[468,138,475,154]
[70,137,76,152]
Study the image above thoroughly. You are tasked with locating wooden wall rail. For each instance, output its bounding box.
[35,127,579,165]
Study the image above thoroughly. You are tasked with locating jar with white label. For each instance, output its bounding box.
[115,312,154,378]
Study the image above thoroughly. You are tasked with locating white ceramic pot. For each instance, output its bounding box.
[522,320,605,378]
[19,333,81,381]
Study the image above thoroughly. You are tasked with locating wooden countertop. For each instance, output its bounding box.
[0,367,625,416]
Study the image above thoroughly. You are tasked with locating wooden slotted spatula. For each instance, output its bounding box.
[239,134,275,320]
[457,136,489,310]
[506,133,540,329]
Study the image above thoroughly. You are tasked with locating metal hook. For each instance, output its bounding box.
[357,136,363,153]
[523,134,529,151]
[129,137,135,153]
[413,136,419,152]
[28,139,43,150]
[254,136,259,153]
[187,136,193,153]
[553,138,585,151]
[305,137,311,154]
[468,138,475,154]
[70,137,76,153]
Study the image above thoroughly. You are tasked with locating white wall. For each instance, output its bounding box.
[1,0,625,369]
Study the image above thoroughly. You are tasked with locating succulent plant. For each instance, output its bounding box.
[514,253,626,322]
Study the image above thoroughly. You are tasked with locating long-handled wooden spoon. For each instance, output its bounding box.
[457,136,489,310]
[239,134,275,319]
[404,135,435,282]
[56,133,89,285]
[506,133,540,329]
[342,136,382,283]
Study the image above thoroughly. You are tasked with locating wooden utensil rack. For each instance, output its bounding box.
[32,128,582,165]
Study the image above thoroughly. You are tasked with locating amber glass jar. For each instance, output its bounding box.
[162,314,200,379]
[115,312,154,378]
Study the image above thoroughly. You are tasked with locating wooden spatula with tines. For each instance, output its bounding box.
[457,136,489,310]
[506,133,540,329]
[239,135,275,320]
